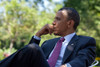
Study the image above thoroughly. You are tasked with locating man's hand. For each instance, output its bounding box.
[60,64,67,67]
[36,24,54,37]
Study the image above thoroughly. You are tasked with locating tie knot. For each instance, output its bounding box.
[60,37,65,42]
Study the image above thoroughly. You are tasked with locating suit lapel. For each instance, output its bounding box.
[62,34,79,64]
[43,38,60,59]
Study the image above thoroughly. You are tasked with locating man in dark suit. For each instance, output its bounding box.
[0,7,96,67]
[29,7,96,67]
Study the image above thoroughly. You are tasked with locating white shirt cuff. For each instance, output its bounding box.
[65,63,72,67]
[34,35,41,40]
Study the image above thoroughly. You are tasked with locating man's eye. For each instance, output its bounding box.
[56,18,60,20]
[54,17,60,21]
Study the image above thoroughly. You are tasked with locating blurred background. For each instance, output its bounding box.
[0,0,100,66]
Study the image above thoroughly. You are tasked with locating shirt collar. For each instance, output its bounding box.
[63,32,76,43]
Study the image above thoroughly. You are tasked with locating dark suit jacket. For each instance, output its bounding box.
[29,34,96,67]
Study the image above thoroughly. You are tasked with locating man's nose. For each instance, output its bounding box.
[52,21,56,25]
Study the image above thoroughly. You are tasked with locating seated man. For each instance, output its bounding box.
[0,7,96,67]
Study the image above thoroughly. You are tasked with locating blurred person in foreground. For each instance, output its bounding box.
[0,7,96,67]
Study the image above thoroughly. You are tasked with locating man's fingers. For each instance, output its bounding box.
[35,24,53,37]
[48,24,54,35]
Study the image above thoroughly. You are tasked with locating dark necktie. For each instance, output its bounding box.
[48,37,65,67]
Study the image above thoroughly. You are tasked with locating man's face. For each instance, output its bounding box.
[52,10,70,36]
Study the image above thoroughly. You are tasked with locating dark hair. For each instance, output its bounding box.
[59,7,80,30]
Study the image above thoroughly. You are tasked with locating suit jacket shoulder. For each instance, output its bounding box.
[76,35,96,47]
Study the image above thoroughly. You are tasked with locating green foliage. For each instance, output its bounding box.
[0,49,4,60]
[0,48,16,61]
[0,0,62,49]
[0,0,38,49]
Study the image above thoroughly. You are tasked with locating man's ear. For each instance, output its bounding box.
[67,20,74,28]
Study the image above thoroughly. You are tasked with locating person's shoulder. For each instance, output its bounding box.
[46,37,60,42]
[77,35,96,42]
[42,37,60,44]
[78,35,95,39]
[41,37,60,47]
[76,35,96,47]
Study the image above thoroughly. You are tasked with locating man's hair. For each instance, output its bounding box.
[59,7,80,30]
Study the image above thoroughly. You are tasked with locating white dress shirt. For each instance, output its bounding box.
[48,32,75,67]
[34,32,76,67]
